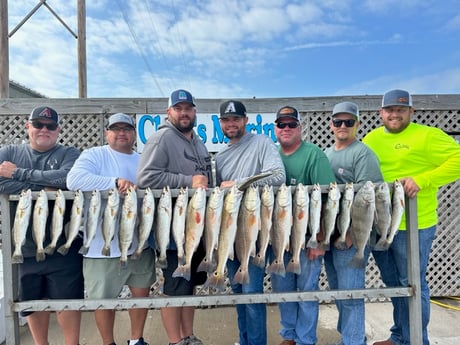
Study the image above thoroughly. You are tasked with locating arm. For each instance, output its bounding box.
[255,138,286,186]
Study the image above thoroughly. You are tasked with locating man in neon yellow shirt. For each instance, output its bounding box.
[363,89,460,345]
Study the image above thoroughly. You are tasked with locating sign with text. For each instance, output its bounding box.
[136,113,277,153]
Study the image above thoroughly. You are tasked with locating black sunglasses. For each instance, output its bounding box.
[332,119,356,128]
[30,121,59,131]
[276,122,299,129]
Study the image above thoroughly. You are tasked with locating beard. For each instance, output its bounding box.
[170,116,195,133]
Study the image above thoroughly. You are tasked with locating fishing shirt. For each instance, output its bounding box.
[363,122,460,230]
[325,140,383,185]
[0,143,80,257]
[67,145,141,257]
[215,132,285,186]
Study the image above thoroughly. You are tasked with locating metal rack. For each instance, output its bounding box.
[0,188,422,345]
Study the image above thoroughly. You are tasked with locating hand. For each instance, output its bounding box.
[0,161,17,179]
[116,178,136,194]
[192,174,208,189]
[399,177,420,198]
[219,180,235,189]
[307,247,325,260]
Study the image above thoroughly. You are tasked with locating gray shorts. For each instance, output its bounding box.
[83,248,156,299]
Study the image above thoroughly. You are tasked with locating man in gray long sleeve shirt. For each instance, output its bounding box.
[0,106,83,345]
[215,100,285,345]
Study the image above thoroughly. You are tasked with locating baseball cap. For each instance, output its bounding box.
[275,106,299,122]
[332,101,360,119]
[219,100,247,118]
[168,89,195,107]
[382,89,412,107]
[107,113,135,128]
[29,106,60,124]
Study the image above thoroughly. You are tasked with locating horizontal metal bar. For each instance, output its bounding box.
[12,287,412,312]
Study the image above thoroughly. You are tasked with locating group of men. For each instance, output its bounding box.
[0,88,459,345]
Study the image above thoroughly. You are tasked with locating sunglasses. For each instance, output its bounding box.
[276,122,299,129]
[30,121,59,131]
[332,119,356,128]
[108,126,134,132]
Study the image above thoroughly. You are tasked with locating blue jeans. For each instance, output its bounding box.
[324,245,370,345]
[227,257,267,345]
[270,249,322,345]
[372,226,436,345]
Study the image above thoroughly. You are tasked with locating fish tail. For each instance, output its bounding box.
[373,238,390,251]
[251,253,266,268]
[306,237,318,249]
[349,254,366,269]
[44,245,56,255]
[177,254,186,267]
[266,260,286,277]
[197,258,212,273]
[334,239,348,251]
[205,272,225,291]
[172,264,191,281]
[78,245,89,255]
[233,267,250,285]
[57,244,69,256]
[130,250,142,260]
[11,253,24,264]
[156,256,168,269]
[36,250,46,262]
[101,246,111,256]
[120,257,128,269]
[286,259,301,275]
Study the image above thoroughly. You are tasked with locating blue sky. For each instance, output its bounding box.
[7,0,460,99]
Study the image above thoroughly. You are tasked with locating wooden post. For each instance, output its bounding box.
[0,0,9,98]
[77,0,87,98]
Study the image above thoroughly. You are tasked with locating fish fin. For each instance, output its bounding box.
[11,253,24,264]
[266,260,285,277]
[319,241,330,251]
[44,245,56,255]
[130,250,141,260]
[36,250,46,262]
[172,265,191,281]
[233,267,250,285]
[306,237,318,249]
[156,256,168,269]
[334,240,348,251]
[373,238,390,251]
[57,244,69,256]
[101,246,111,257]
[251,254,266,268]
[286,260,301,275]
[197,258,212,273]
[120,258,128,269]
[205,272,225,291]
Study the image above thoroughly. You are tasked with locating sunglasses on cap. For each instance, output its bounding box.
[30,121,59,131]
[276,122,299,129]
[332,119,356,128]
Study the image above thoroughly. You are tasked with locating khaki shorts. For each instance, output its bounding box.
[83,248,156,299]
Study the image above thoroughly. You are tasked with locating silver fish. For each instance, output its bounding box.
[253,184,274,268]
[11,189,33,264]
[206,185,243,290]
[45,189,66,255]
[101,188,120,256]
[286,183,309,274]
[133,187,155,259]
[172,187,189,266]
[267,184,292,277]
[321,182,341,251]
[373,182,393,251]
[234,185,261,285]
[335,182,354,250]
[58,189,84,256]
[237,171,273,191]
[306,184,322,248]
[155,186,172,268]
[119,186,138,268]
[173,187,207,281]
[198,186,225,273]
[349,181,375,268]
[79,190,101,255]
[33,190,48,262]
[386,180,405,246]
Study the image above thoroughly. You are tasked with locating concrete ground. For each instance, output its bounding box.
[15,299,460,345]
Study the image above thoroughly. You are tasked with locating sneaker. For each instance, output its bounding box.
[128,338,149,345]
[184,335,203,345]
[280,340,296,345]
[168,339,188,345]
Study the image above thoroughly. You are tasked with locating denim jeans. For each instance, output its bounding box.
[270,249,322,345]
[227,256,267,345]
[324,245,370,345]
[372,226,436,345]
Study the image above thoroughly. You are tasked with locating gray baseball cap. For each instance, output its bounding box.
[107,113,135,128]
[332,101,359,119]
[382,89,412,107]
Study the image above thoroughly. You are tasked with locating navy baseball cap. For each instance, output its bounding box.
[29,106,60,124]
[332,101,360,119]
[219,100,247,118]
[168,89,195,107]
[382,89,412,107]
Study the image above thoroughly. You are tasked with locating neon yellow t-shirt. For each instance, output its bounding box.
[363,122,460,230]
